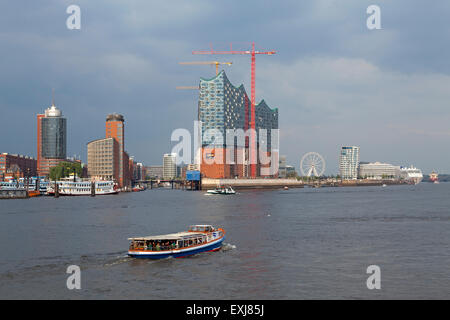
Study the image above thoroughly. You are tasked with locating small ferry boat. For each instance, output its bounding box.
[132,185,145,192]
[128,225,225,259]
[207,186,236,195]
[47,180,118,196]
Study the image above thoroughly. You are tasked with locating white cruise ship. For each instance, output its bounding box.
[399,166,423,185]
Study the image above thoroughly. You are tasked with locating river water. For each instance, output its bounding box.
[0,183,449,299]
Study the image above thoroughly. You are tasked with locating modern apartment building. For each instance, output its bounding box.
[339,146,360,180]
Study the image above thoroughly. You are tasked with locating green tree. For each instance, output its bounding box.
[49,162,82,181]
[286,171,298,179]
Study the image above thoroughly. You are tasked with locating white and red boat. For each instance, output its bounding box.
[429,171,439,184]
[128,225,225,259]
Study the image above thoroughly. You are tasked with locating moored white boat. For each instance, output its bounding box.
[47,180,118,196]
[128,225,225,259]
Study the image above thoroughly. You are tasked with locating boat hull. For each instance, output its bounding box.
[128,236,225,259]
[207,190,235,195]
[47,191,118,196]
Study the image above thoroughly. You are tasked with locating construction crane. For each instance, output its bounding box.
[192,42,276,178]
[175,86,199,90]
[179,61,233,76]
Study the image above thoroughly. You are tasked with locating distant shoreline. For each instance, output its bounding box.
[200,178,414,190]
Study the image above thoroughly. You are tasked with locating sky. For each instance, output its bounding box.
[1,0,449,175]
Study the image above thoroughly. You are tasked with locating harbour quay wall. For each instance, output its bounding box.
[338,179,407,186]
[0,189,29,199]
[201,178,304,190]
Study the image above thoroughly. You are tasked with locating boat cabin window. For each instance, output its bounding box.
[189,225,212,232]
[130,239,178,251]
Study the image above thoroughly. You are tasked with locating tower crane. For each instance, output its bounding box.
[179,61,232,76]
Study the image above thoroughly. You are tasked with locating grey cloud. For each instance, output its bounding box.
[0,0,449,174]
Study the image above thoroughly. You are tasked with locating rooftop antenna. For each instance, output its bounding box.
[51,88,55,106]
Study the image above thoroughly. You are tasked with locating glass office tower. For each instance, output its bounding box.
[37,103,67,176]
[41,105,66,159]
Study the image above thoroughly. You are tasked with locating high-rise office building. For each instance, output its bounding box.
[105,113,130,187]
[198,71,278,179]
[37,101,67,176]
[339,146,360,180]
[163,153,177,179]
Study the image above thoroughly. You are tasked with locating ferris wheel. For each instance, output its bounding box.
[300,152,326,177]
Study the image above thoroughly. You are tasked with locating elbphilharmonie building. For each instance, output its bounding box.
[198,71,278,178]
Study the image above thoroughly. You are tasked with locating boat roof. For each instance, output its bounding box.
[128,231,204,241]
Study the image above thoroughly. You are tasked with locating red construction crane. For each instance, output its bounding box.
[192,42,276,178]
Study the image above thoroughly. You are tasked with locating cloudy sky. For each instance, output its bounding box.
[1,0,449,174]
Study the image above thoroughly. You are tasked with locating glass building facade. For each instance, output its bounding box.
[198,71,278,178]
[339,146,360,180]
[37,103,68,177]
[199,71,278,147]
[41,117,66,159]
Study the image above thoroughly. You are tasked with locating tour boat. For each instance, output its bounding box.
[207,186,236,195]
[0,181,20,190]
[0,180,48,197]
[46,180,118,196]
[128,225,225,259]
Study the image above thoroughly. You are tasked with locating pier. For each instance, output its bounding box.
[0,189,29,199]
[141,179,191,190]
